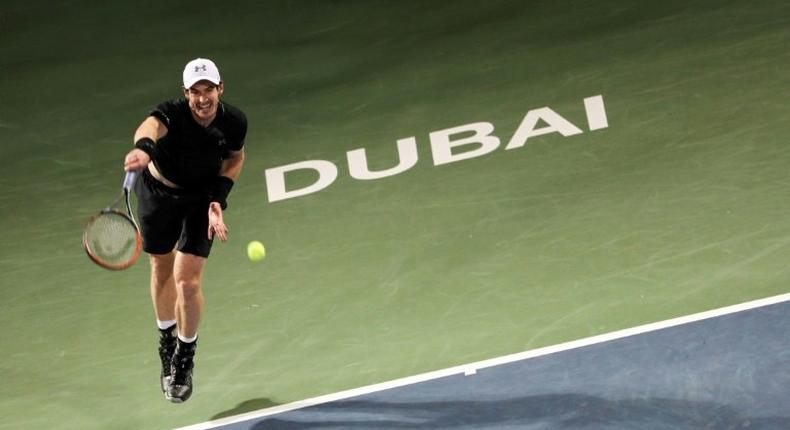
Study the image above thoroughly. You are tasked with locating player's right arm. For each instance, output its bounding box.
[124,116,168,172]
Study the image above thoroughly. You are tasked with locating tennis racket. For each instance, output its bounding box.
[83,171,142,270]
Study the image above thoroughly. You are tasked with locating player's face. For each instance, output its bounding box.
[184,81,224,125]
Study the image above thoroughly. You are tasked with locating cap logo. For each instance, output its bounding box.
[195,65,207,72]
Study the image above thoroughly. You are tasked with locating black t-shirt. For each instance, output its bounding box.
[149,98,247,189]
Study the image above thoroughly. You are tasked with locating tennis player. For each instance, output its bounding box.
[123,58,247,403]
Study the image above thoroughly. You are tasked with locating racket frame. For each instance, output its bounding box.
[83,171,142,270]
[83,209,142,270]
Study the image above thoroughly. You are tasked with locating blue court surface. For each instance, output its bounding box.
[178,295,790,430]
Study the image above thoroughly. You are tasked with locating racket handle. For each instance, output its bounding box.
[123,171,139,191]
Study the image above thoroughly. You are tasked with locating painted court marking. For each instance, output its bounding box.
[175,292,790,430]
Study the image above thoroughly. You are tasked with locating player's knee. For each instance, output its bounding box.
[176,279,201,298]
[148,255,174,286]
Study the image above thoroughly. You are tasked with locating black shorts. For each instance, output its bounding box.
[134,168,213,258]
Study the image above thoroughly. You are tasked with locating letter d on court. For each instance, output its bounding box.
[265,160,338,203]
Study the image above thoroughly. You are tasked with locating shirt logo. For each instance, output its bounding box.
[195,65,207,72]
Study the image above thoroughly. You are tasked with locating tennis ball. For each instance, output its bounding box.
[247,241,266,262]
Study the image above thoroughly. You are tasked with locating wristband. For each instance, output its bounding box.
[134,137,158,159]
[210,176,234,210]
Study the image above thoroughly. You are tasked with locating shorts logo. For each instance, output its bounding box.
[194,65,207,72]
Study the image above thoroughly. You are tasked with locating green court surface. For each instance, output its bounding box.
[1,1,789,429]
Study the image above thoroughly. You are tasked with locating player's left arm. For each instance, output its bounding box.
[208,147,245,242]
[219,147,245,181]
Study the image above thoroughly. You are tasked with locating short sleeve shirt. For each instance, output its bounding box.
[149,99,247,189]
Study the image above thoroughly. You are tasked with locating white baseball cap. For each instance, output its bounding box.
[183,58,221,89]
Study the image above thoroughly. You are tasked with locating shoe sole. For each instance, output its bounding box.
[164,385,191,403]
[160,376,172,393]
[166,396,185,404]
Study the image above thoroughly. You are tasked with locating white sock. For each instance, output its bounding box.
[178,332,198,343]
[157,319,177,330]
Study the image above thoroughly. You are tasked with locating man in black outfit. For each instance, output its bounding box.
[123,58,247,403]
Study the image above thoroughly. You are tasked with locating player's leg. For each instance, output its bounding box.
[173,252,206,339]
[165,195,214,403]
[149,251,178,393]
[150,251,177,322]
[166,251,207,403]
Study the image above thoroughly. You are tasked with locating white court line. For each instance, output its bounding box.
[174,292,790,430]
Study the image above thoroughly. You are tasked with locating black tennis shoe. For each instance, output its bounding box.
[166,338,197,403]
[158,326,177,394]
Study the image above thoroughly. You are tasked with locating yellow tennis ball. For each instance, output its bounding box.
[247,241,266,262]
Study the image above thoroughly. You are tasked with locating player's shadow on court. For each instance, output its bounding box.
[211,397,281,420]
[248,394,790,429]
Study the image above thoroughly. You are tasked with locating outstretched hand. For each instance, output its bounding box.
[208,202,228,242]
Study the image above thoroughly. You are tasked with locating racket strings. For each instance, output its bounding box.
[85,213,139,265]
